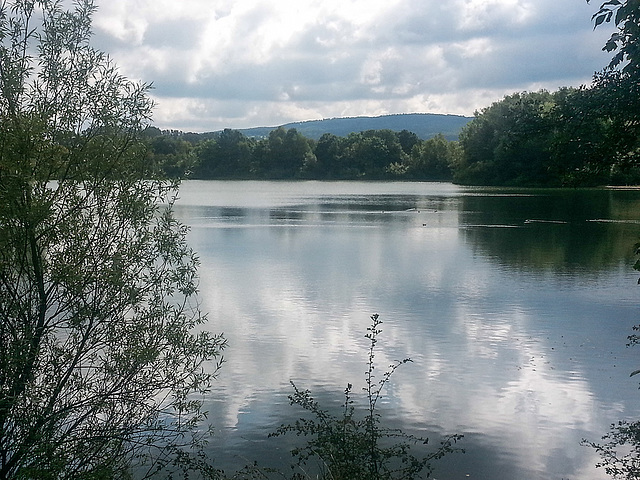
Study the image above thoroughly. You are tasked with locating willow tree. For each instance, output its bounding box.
[0,1,225,478]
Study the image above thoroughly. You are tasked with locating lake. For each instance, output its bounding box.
[173,180,640,480]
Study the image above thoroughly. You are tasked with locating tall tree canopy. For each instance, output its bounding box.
[456,91,558,186]
[0,1,225,478]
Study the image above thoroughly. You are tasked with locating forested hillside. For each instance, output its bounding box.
[236,113,471,140]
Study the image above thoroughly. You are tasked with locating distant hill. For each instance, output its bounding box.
[232,113,472,141]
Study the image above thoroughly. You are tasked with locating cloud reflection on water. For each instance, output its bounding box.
[174,181,640,479]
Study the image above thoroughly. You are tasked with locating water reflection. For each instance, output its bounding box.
[459,189,640,273]
[173,181,640,479]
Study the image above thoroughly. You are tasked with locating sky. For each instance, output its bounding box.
[90,0,614,132]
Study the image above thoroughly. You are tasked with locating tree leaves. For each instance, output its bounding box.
[587,0,640,73]
[593,10,613,28]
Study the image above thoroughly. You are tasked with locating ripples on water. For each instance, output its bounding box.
[174,181,640,480]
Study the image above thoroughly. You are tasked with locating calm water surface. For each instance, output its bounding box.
[174,181,640,480]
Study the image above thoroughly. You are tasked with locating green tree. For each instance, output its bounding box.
[192,129,255,179]
[147,134,194,178]
[342,130,406,179]
[586,0,640,183]
[193,129,255,179]
[407,134,460,181]
[396,129,420,155]
[255,127,316,178]
[595,71,640,184]
[314,133,346,178]
[456,91,558,186]
[0,1,225,478]
[550,80,640,186]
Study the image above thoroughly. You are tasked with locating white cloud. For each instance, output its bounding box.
[456,0,534,32]
[91,0,613,131]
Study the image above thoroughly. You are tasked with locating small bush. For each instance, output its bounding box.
[269,314,463,480]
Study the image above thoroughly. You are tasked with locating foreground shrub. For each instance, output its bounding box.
[268,314,463,480]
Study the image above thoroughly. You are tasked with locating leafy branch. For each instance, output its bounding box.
[270,314,463,480]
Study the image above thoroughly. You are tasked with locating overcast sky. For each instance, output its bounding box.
[90,0,613,132]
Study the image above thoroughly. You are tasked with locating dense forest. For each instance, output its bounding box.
[147,74,639,186]
[145,126,459,181]
[456,75,640,187]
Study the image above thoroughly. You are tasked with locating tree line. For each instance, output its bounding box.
[145,126,461,181]
[147,78,639,187]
